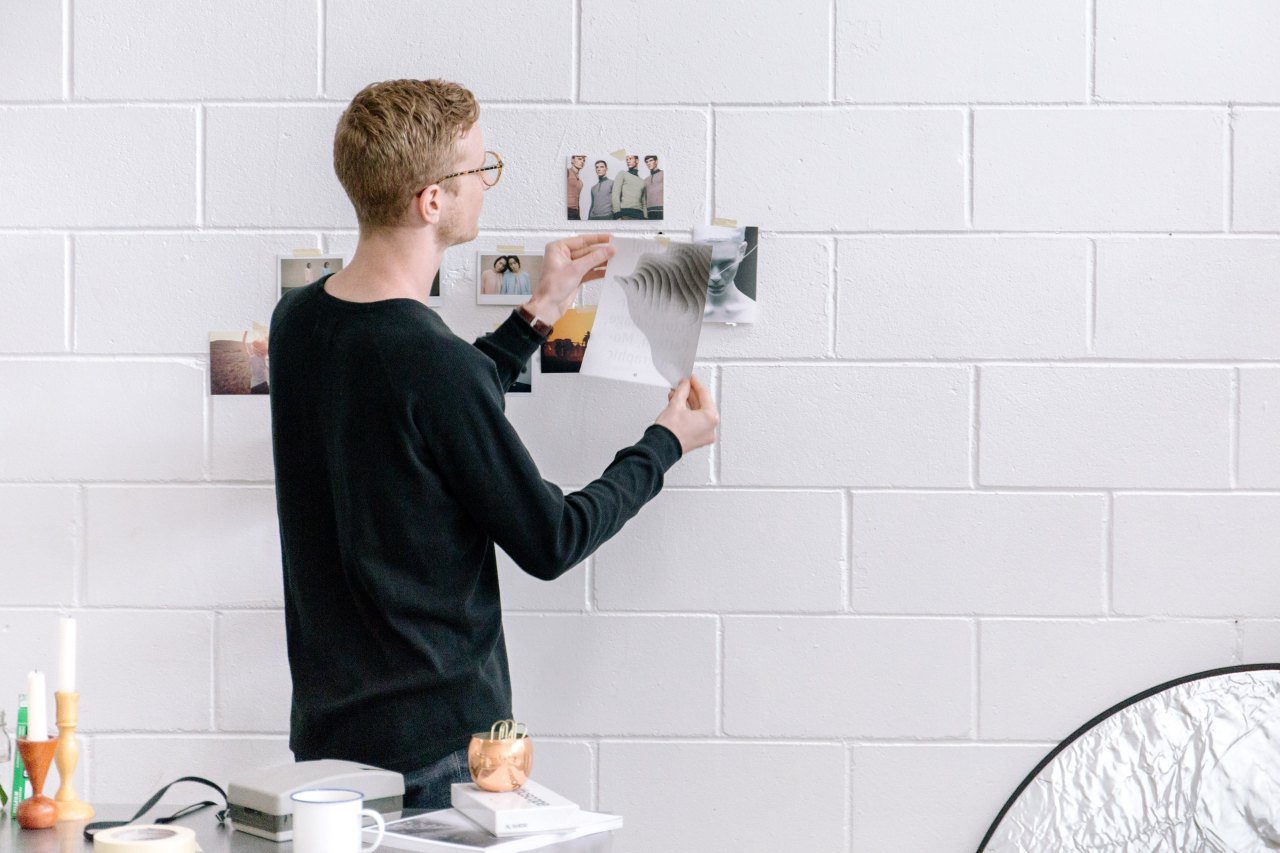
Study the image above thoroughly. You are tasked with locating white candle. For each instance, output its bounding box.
[58,616,76,693]
[25,671,48,741]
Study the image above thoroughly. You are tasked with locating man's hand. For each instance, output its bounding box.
[655,375,719,455]
[523,233,614,325]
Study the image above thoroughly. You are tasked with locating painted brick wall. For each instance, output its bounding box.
[2,1,1278,850]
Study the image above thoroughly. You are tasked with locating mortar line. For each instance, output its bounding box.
[317,0,327,97]
[708,106,716,219]
[10,354,1280,367]
[571,0,581,102]
[17,606,1246,622]
[63,0,73,100]
[6,227,1280,238]
[1225,105,1235,232]
[15,482,1276,495]
[828,0,837,104]
[11,98,1280,109]
[196,105,206,227]
[1087,0,1097,103]
[589,740,599,811]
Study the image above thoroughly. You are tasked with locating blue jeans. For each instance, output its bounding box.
[403,747,472,810]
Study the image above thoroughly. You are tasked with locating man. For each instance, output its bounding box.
[587,159,614,220]
[611,154,646,220]
[566,154,585,220]
[269,79,719,811]
[643,155,663,221]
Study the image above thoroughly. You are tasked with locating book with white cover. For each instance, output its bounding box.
[368,809,621,852]
[450,781,579,836]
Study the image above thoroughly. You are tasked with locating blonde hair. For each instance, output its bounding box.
[333,79,480,230]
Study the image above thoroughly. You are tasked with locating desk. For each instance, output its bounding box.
[1,807,612,853]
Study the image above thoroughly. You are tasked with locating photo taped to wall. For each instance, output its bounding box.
[209,324,269,396]
[279,255,344,300]
[477,252,544,305]
[567,149,664,222]
[540,306,597,374]
[693,224,759,324]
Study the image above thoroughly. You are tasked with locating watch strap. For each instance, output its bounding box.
[516,304,554,337]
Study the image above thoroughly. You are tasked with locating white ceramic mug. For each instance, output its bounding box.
[291,788,386,853]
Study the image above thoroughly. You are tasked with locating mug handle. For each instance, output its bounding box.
[360,809,386,852]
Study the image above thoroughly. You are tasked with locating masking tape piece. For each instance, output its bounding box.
[711,217,738,227]
[495,245,526,254]
[609,148,628,161]
[94,825,201,853]
[291,248,323,257]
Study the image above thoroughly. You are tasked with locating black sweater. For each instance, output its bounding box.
[268,278,682,772]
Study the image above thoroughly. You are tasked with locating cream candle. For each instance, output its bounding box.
[58,616,76,693]
[25,671,48,741]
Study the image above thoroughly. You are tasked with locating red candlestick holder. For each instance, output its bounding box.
[16,736,59,829]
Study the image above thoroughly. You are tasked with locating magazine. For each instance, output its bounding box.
[368,809,622,852]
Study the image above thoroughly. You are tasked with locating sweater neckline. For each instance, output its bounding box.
[312,274,436,316]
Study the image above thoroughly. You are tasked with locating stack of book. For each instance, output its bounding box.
[366,781,621,852]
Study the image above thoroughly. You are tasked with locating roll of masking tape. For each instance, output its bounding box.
[93,825,201,853]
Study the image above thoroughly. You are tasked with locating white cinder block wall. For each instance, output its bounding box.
[2,1,1278,850]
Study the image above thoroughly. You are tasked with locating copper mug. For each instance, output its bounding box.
[468,720,532,792]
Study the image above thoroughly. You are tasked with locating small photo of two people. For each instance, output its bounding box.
[477,253,543,305]
[566,151,663,221]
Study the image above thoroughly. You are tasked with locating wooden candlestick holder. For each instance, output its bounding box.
[54,692,94,822]
[15,737,58,829]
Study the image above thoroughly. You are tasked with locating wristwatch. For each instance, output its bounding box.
[516,303,554,337]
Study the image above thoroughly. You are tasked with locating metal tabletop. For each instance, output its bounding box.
[1,806,613,853]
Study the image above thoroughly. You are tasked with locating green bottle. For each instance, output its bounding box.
[0,708,8,809]
[10,697,28,820]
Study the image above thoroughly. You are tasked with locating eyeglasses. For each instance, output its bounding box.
[430,150,504,190]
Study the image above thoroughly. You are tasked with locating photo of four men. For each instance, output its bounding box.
[566,152,663,221]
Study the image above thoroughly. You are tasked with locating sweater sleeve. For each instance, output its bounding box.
[420,361,683,581]
[472,310,544,392]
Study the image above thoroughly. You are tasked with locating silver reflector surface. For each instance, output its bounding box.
[980,665,1280,852]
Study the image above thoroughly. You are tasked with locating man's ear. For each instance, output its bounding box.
[416,185,443,225]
